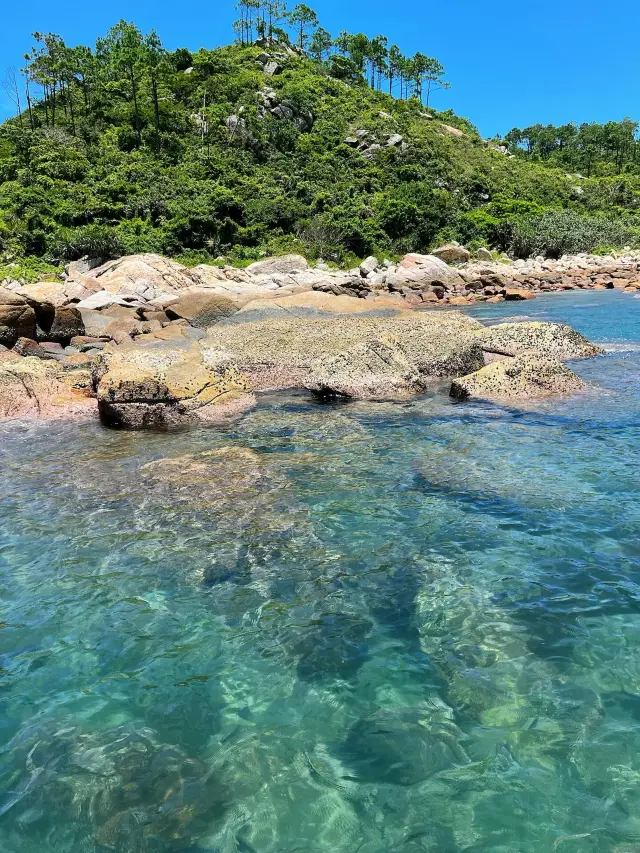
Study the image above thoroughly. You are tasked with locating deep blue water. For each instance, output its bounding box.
[0,290,639,853]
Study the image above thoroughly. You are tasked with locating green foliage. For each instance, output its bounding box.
[503,119,640,177]
[0,256,62,283]
[0,13,639,270]
[502,211,636,259]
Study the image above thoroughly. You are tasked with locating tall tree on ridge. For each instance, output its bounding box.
[388,44,402,95]
[144,29,166,152]
[265,1,288,38]
[287,3,319,50]
[309,27,332,60]
[97,21,146,146]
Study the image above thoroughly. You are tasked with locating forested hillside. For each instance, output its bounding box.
[1,5,640,281]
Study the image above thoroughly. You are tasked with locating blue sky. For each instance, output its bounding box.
[1,0,638,137]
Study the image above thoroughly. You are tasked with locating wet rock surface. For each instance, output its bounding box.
[207,311,484,391]
[95,338,255,429]
[478,321,605,360]
[450,351,588,401]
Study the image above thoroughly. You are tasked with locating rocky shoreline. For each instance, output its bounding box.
[0,250,617,424]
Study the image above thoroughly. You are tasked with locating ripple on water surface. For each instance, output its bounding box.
[0,291,639,852]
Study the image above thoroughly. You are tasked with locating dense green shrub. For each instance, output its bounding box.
[504,212,636,259]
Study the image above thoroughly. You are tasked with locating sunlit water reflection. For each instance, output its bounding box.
[0,290,639,852]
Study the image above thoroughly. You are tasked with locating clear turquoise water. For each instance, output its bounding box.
[1,290,639,853]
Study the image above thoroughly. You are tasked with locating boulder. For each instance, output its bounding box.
[36,305,85,345]
[236,290,408,317]
[164,291,239,327]
[360,256,379,277]
[441,124,466,138]
[78,308,119,337]
[191,264,228,285]
[475,247,493,261]
[450,351,588,401]
[226,114,251,142]
[0,357,90,419]
[95,338,255,429]
[76,290,135,310]
[478,322,604,360]
[245,255,309,276]
[0,290,36,347]
[70,254,205,300]
[388,254,464,290]
[13,337,57,360]
[504,287,536,301]
[306,335,426,400]
[431,244,471,264]
[16,281,68,307]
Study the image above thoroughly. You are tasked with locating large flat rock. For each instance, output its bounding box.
[207,311,484,390]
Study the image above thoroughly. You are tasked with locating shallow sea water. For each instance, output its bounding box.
[0,290,639,852]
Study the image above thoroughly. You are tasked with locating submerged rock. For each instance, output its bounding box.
[294,612,372,681]
[95,338,255,429]
[479,321,604,360]
[450,351,588,401]
[2,723,228,850]
[140,446,314,583]
[340,709,462,786]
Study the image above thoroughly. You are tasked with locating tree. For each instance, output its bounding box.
[287,4,319,50]
[367,35,388,90]
[144,29,167,152]
[96,21,146,146]
[309,27,332,61]
[264,1,288,39]
[388,45,403,95]
[2,68,23,126]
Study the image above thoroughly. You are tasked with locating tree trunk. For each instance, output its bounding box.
[129,67,142,146]
[67,79,76,135]
[25,78,34,130]
[151,73,160,152]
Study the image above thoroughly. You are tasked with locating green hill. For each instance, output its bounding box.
[1,18,640,282]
